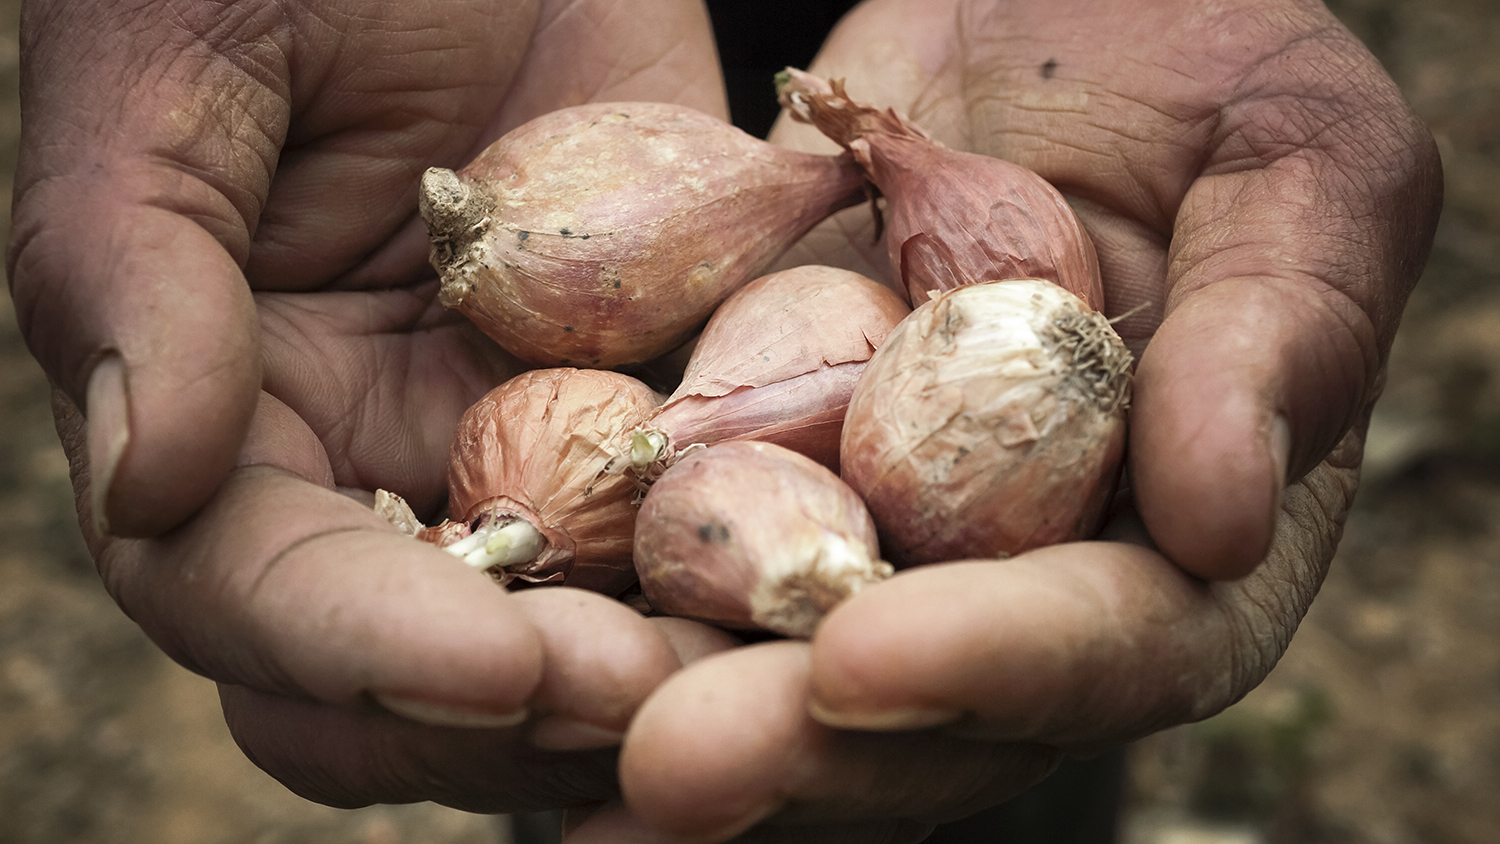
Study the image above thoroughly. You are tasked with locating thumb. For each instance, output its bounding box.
[8,0,285,536]
[1132,75,1442,580]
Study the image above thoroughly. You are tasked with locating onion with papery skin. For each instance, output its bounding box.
[634,440,892,638]
[612,264,910,485]
[841,278,1131,567]
[419,101,869,369]
[777,69,1104,312]
[440,367,662,596]
[375,489,472,547]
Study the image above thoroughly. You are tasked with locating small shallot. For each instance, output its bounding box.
[420,101,868,368]
[634,441,892,638]
[440,367,662,595]
[777,69,1104,311]
[613,264,910,484]
[840,278,1132,567]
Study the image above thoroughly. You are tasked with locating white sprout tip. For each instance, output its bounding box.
[444,518,546,571]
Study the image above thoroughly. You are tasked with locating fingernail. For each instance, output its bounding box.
[86,355,130,538]
[1270,413,1291,488]
[374,692,528,729]
[529,716,626,751]
[807,698,963,731]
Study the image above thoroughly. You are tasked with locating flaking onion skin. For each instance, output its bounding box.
[841,278,1132,567]
[447,368,662,595]
[778,69,1104,312]
[419,102,868,369]
[634,441,893,639]
[621,265,911,483]
[374,488,472,547]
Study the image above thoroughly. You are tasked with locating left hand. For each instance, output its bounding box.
[11,0,738,815]
[601,0,1443,839]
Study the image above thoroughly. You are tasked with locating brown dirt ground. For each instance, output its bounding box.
[1,1,1496,842]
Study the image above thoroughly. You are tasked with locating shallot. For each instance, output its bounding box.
[840,278,1132,567]
[777,69,1104,311]
[439,367,661,595]
[634,440,892,638]
[612,264,910,484]
[419,101,868,368]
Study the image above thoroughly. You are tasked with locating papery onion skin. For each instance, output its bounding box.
[644,365,863,473]
[420,102,868,369]
[840,278,1132,567]
[634,440,892,639]
[374,488,472,547]
[778,70,1104,312]
[448,367,662,595]
[624,265,910,481]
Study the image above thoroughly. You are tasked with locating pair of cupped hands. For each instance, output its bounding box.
[8,0,1441,840]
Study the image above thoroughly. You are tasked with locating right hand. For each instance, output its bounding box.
[9,0,737,812]
[606,0,1443,840]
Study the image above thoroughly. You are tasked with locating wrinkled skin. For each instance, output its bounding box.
[10,0,740,818]
[612,0,1443,841]
[6,0,1442,842]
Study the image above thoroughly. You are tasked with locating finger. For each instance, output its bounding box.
[806,429,1364,747]
[563,803,670,844]
[1135,16,1438,579]
[949,2,1440,578]
[242,1,540,291]
[215,575,708,809]
[97,465,544,724]
[236,390,337,486]
[489,0,729,135]
[564,801,935,844]
[1131,278,1343,578]
[219,683,618,813]
[1136,105,1439,579]
[647,615,741,666]
[512,588,683,751]
[8,0,286,536]
[619,642,1059,842]
[9,205,262,539]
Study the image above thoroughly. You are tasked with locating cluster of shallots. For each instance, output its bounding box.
[379,73,1133,639]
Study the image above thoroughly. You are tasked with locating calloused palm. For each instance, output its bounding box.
[607,0,1444,841]
[10,0,744,812]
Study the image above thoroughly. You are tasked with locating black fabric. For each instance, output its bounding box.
[922,751,1126,844]
[705,0,863,137]
[510,809,564,844]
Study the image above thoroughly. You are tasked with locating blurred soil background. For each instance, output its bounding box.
[2,0,1497,842]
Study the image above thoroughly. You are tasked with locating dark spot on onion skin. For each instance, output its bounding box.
[564,326,574,332]
[560,228,571,236]
[698,522,731,543]
[1041,58,1058,79]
